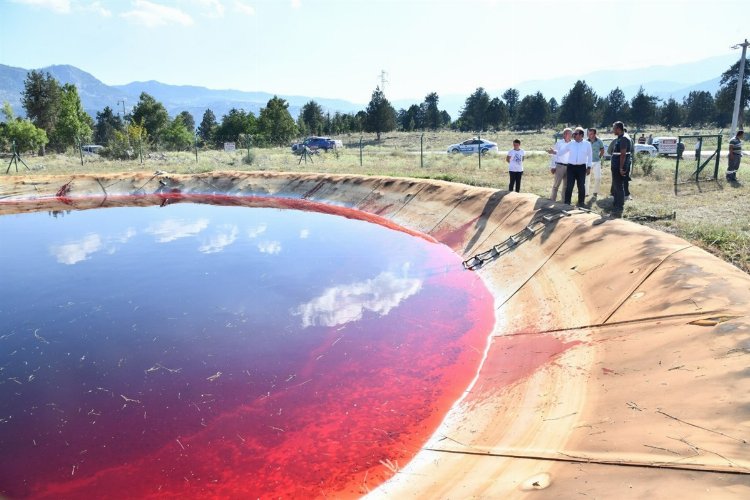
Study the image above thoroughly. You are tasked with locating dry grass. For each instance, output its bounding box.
[4,128,748,273]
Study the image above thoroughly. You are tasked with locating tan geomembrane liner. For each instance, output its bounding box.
[1,172,748,499]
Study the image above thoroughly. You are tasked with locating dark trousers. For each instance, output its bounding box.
[611,163,630,212]
[509,171,522,192]
[727,162,740,181]
[564,164,587,206]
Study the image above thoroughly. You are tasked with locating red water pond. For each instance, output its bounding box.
[0,197,494,498]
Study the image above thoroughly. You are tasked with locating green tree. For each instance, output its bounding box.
[502,88,520,123]
[486,97,508,130]
[1,102,48,153]
[515,92,549,131]
[177,111,195,132]
[629,87,659,128]
[457,87,491,131]
[94,106,123,145]
[105,122,148,160]
[131,92,169,145]
[299,100,325,136]
[215,108,256,145]
[591,96,606,128]
[683,91,716,127]
[714,58,750,127]
[559,80,596,126]
[21,70,61,154]
[548,97,560,126]
[439,110,451,128]
[364,86,397,140]
[51,83,92,151]
[398,104,422,131]
[659,98,682,130]
[197,109,218,146]
[257,96,297,146]
[162,115,194,151]
[422,92,441,130]
[602,88,628,127]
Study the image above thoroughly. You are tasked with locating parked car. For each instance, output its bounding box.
[602,139,657,160]
[291,136,342,153]
[447,138,498,155]
[81,144,105,155]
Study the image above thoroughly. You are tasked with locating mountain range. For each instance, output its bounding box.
[0,53,737,123]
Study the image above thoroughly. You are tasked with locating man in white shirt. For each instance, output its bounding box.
[563,127,593,207]
[546,128,572,202]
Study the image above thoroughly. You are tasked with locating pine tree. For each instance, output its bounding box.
[364,86,397,140]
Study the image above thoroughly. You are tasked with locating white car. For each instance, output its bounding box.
[602,140,657,160]
[634,144,657,156]
[447,138,497,155]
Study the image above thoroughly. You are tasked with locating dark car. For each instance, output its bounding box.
[291,136,342,153]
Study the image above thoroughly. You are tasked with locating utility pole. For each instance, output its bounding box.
[730,38,749,136]
[117,99,127,120]
[378,70,389,93]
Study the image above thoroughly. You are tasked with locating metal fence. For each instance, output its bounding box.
[674,134,722,192]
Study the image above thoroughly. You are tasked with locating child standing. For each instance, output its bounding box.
[506,139,525,193]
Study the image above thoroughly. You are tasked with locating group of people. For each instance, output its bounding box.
[546,126,610,208]
[505,122,633,212]
[503,123,745,217]
[546,122,633,215]
[503,123,629,215]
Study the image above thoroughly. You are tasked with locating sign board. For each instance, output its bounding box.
[657,137,677,154]
[223,142,236,152]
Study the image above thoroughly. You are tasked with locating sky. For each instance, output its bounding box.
[0,0,748,104]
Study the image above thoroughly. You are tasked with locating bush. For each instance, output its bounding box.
[242,149,255,165]
[634,154,657,176]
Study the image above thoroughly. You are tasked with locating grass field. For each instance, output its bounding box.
[4,128,748,273]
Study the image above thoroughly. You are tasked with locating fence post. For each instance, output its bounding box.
[420,133,424,168]
[714,135,722,180]
[478,131,481,169]
[77,137,84,166]
[359,136,363,167]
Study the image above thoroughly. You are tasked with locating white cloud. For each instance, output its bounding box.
[257,241,281,255]
[194,0,224,18]
[11,0,71,13]
[50,234,102,265]
[294,270,422,328]
[299,228,310,239]
[246,223,267,238]
[199,225,238,254]
[232,0,254,16]
[290,0,301,8]
[115,227,137,243]
[81,0,111,17]
[121,0,194,27]
[146,218,209,242]
[49,227,137,264]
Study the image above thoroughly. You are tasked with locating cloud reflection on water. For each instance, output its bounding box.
[146,218,210,242]
[50,228,137,265]
[258,241,282,254]
[294,269,422,328]
[199,225,239,254]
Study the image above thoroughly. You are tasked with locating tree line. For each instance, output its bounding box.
[1,60,746,157]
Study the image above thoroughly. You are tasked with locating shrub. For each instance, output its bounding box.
[242,149,255,165]
[634,153,656,176]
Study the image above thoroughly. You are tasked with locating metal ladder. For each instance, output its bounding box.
[462,208,590,271]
